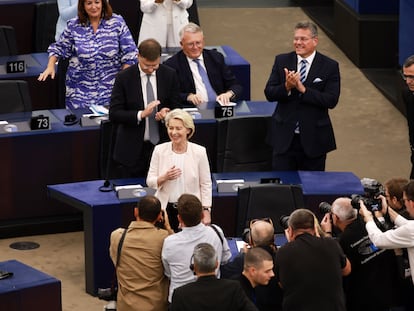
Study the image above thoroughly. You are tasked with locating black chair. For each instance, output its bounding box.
[99,119,122,180]
[236,183,305,236]
[34,1,59,52]
[0,25,18,56]
[0,80,32,114]
[216,116,273,172]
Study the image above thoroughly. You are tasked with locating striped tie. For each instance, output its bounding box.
[299,59,307,83]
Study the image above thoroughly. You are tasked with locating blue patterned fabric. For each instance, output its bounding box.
[48,14,138,110]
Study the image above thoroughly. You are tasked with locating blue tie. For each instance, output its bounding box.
[146,74,159,145]
[299,59,307,83]
[193,59,217,102]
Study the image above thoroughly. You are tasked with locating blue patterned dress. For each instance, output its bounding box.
[48,14,138,110]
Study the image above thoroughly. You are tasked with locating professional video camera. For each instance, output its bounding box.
[350,178,384,212]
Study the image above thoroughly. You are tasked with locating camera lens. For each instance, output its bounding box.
[319,202,332,214]
[279,215,290,230]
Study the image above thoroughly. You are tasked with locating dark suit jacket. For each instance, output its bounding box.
[264,51,340,157]
[170,275,258,311]
[109,63,181,167]
[164,48,243,105]
[403,88,414,148]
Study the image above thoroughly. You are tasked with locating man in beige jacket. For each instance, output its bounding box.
[110,195,171,311]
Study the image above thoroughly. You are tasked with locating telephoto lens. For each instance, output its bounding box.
[279,215,290,230]
[319,202,332,214]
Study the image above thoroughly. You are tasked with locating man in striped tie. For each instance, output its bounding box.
[264,21,341,171]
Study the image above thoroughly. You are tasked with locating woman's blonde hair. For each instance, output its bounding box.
[165,109,195,139]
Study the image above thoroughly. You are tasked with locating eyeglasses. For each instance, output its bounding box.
[293,36,314,42]
[183,41,203,48]
[138,55,160,70]
[249,217,273,227]
[401,72,414,81]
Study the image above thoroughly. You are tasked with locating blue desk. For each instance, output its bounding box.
[0,260,61,311]
[0,101,274,236]
[47,170,363,296]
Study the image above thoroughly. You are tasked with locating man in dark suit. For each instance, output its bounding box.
[170,243,258,311]
[264,21,340,171]
[402,55,414,178]
[164,22,242,108]
[109,38,181,177]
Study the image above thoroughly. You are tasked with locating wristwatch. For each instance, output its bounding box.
[203,207,211,213]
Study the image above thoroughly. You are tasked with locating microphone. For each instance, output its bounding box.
[99,120,116,192]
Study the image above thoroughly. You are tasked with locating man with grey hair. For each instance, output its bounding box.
[170,243,258,311]
[402,55,414,178]
[321,198,400,311]
[164,22,242,107]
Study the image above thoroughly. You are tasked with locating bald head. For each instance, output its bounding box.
[250,220,274,246]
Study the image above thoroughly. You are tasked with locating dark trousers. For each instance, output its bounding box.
[272,134,326,171]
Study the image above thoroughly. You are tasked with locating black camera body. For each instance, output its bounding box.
[319,202,332,214]
[98,287,117,301]
[350,178,384,212]
[279,215,290,230]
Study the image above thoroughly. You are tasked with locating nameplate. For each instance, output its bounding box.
[80,114,108,127]
[214,103,235,118]
[115,184,146,199]
[6,60,26,74]
[30,115,50,130]
[216,180,259,192]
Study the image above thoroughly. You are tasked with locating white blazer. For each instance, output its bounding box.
[146,141,212,209]
[138,0,193,47]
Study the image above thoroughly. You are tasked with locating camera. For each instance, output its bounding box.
[98,287,117,302]
[350,178,384,212]
[319,202,332,214]
[279,215,290,230]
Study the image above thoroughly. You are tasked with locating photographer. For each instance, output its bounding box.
[276,209,351,311]
[321,198,400,311]
[360,180,414,310]
[220,219,283,311]
[109,195,171,311]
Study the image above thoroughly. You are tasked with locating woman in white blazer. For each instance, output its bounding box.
[147,108,212,231]
[138,0,193,48]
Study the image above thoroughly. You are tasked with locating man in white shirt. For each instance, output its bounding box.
[162,193,231,302]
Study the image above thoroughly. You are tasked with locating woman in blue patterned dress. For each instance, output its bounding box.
[38,0,138,110]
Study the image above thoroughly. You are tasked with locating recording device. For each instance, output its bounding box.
[279,215,290,231]
[97,287,117,301]
[319,202,332,214]
[350,178,384,212]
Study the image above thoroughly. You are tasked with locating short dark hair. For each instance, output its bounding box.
[78,0,113,25]
[137,195,161,222]
[177,194,202,227]
[403,180,414,201]
[138,39,162,61]
[244,247,272,270]
[295,21,318,38]
[288,209,315,230]
[385,177,408,202]
[403,55,414,68]
[193,243,217,273]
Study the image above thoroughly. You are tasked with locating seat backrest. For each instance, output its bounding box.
[0,80,32,114]
[34,1,59,52]
[236,183,305,236]
[0,25,18,56]
[99,119,122,180]
[216,116,273,172]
